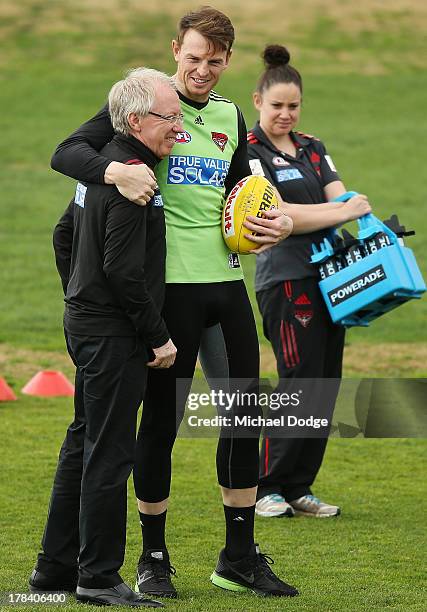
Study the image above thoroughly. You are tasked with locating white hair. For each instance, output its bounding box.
[108,67,176,136]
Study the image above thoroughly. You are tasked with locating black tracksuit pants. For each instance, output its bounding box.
[133,281,260,503]
[36,333,147,588]
[256,278,345,501]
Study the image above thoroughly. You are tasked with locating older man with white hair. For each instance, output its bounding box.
[29,68,181,608]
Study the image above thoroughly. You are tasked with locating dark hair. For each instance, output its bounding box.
[177,6,235,53]
[256,45,303,94]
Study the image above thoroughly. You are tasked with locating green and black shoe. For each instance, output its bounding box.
[210,544,299,597]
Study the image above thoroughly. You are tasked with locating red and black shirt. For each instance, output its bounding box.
[247,122,341,288]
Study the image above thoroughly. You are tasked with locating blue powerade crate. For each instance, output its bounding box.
[311,192,426,327]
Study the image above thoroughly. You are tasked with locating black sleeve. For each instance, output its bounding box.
[224,106,251,196]
[247,143,276,185]
[103,194,169,348]
[53,200,74,294]
[51,105,114,185]
[316,140,341,187]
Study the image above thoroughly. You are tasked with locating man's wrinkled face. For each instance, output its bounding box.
[172,29,231,102]
[131,83,183,158]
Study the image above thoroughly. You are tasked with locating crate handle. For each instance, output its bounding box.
[332,191,398,244]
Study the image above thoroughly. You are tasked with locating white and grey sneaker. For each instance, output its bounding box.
[255,494,295,518]
[289,494,341,517]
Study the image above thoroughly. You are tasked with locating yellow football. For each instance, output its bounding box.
[222,175,278,254]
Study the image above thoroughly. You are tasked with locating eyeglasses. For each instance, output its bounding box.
[148,111,184,126]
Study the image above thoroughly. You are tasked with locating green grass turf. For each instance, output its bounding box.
[0,393,426,611]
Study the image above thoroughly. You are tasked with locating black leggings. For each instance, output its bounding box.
[133,281,260,502]
[257,278,345,500]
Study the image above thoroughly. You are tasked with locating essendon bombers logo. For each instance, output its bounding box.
[294,310,313,328]
[310,152,321,176]
[294,293,313,327]
[211,132,228,151]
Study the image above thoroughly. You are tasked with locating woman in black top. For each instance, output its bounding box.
[247,45,371,519]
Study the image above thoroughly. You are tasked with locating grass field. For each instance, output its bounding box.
[0,1,426,610]
[1,394,426,611]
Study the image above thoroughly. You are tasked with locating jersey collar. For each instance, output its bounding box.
[250,121,310,152]
[178,90,210,110]
[291,131,311,147]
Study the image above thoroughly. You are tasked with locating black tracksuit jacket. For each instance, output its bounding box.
[53,133,169,348]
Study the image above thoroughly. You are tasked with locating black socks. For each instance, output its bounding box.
[139,506,255,562]
[223,504,255,561]
[139,510,167,553]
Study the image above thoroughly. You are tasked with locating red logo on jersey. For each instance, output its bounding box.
[211,132,228,151]
[294,293,312,305]
[294,310,313,328]
[310,152,321,175]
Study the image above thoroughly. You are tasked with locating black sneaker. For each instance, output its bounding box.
[29,568,77,593]
[76,582,163,607]
[210,544,299,597]
[135,550,177,599]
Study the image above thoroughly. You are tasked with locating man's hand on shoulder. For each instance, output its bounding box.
[243,208,294,254]
[147,339,177,369]
[105,161,157,206]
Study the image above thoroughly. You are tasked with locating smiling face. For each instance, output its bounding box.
[129,82,182,158]
[172,29,231,102]
[254,82,302,142]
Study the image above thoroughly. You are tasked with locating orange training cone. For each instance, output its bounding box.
[22,370,74,397]
[0,377,17,401]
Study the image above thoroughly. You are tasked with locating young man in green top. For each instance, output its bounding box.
[49,7,297,599]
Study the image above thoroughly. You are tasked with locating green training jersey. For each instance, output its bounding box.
[156,92,244,283]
